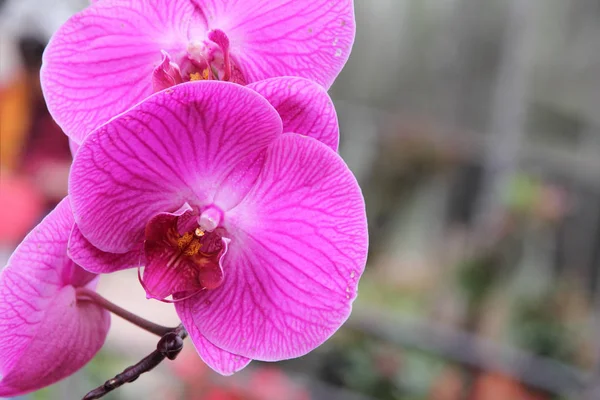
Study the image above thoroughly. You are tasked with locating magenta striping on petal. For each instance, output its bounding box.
[41,0,203,144]
[177,302,251,375]
[191,0,356,87]
[69,82,367,373]
[69,81,282,254]
[248,76,340,151]
[68,224,144,274]
[0,198,110,396]
[41,0,355,143]
[180,133,367,361]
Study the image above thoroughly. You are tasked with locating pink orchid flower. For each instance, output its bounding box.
[69,75,340,272]
[0,198,110,396]
[41,0,355,145]
[68,80,367,375]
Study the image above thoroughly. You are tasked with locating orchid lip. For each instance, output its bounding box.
[140,209,229,302]
[137,266,204,304]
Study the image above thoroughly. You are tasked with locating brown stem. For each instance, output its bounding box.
[82,325,188,400]
[76,287,173,337]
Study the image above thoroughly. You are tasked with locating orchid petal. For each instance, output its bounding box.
[0,198,110,396]
[68,224,143,274]
[248,77,339,151]
[69,81,282,254]
[177,301,251,375]
[41,0,203,144]
[194,0,355,88]
[179,134,367,361]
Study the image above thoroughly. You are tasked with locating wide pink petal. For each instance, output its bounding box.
[0,198,110,396]
[69,81,282,254]
[0,286,110,396]
[68,224,143,274]
[180,134,367,361]
[248,77,339,150]
[176,302,250,375]
[41,0,203,144]
[194,0,355,88]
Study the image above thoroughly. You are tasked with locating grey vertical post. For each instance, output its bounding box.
[474,0,537,235]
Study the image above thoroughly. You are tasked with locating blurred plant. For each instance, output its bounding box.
[315,333,404,400]
[510,295,575,363]
[505,175,539,216]
[365,119,461,259]
[456,254,504,313]
[505,175,569,225]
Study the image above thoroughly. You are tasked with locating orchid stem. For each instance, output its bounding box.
[82,324,188,400]
[76,287,174,337]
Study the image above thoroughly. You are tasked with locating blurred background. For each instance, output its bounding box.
[1,0,599,399]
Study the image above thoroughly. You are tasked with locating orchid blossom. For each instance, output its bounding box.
[69,75,340,273]
[41,0,355,145]
[0,198,110,396]
[68,80,368,375]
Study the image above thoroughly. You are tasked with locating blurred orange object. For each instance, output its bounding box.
[429,367,464,400]
[170,346,211,385]
[0,171,44,245]
[1,36,71,210]
[248,367,310,400]
[470,372,547,400]
[202,387,244,400]
[0,72,32,171]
